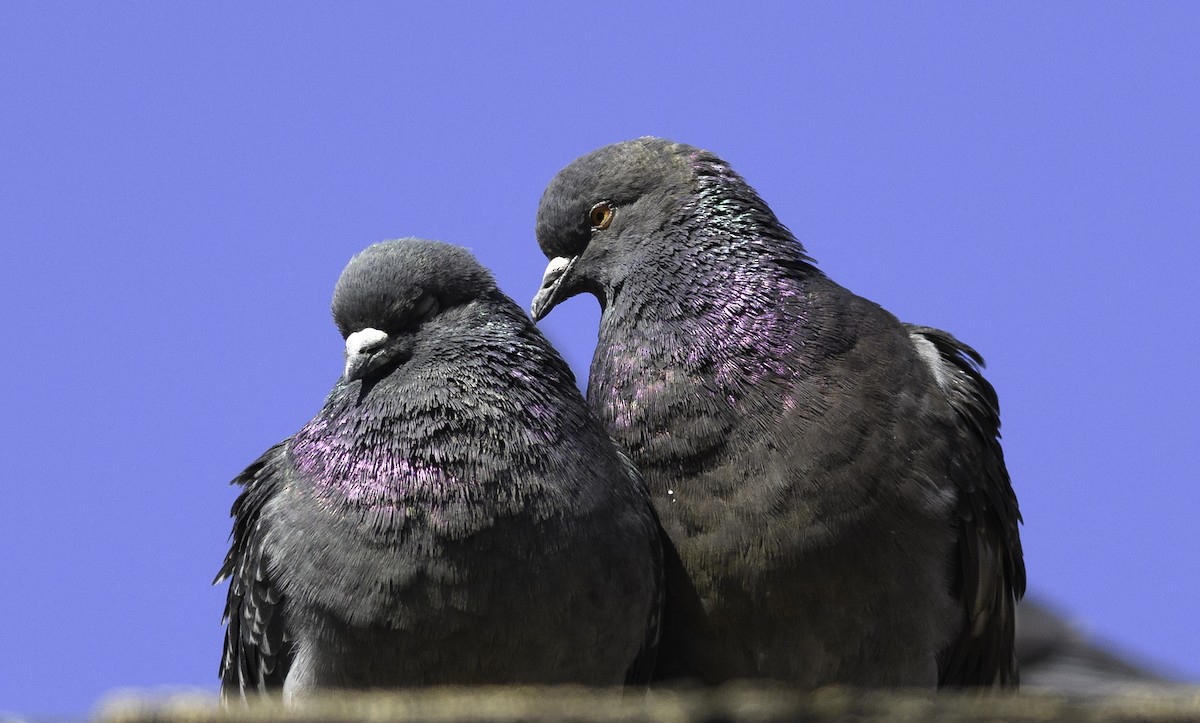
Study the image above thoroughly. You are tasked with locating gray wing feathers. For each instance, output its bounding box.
[908,325,1026,687]
[214,441,293,700]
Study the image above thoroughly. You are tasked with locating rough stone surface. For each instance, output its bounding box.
[98,685,1200,723]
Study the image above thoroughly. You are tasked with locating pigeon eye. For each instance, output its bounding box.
[410,294,440,324]
[589,202,614,230]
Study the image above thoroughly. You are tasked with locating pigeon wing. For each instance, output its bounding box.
[908,326,1026,687]
[214,441,294,700]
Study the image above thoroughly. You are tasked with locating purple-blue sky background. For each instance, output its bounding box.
[2,3,1197,716]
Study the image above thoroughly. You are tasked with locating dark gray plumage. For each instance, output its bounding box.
[531,138,1025,688]
[216,238,662,700]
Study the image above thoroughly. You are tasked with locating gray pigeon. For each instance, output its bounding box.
[216,238,662,700]
[530,138,1025,688]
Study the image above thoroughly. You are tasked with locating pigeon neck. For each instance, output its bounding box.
[288,310,586,511]
[593,241,824,448]
[599,167,819,335]
[289,389,445,507]
[590,164,826,448]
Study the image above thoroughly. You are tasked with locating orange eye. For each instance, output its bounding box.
[589,201,614,230]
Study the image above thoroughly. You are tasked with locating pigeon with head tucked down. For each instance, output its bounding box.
[531,138,1025,688]
[216,238,662,700]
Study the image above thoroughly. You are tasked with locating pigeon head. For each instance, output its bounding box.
[531,137,703,320]
[332,238,496,382]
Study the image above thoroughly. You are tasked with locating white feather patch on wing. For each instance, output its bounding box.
[910,332,949,390]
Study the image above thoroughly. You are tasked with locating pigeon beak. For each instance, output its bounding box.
[343,327,389,382]
[531,255,577,321]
